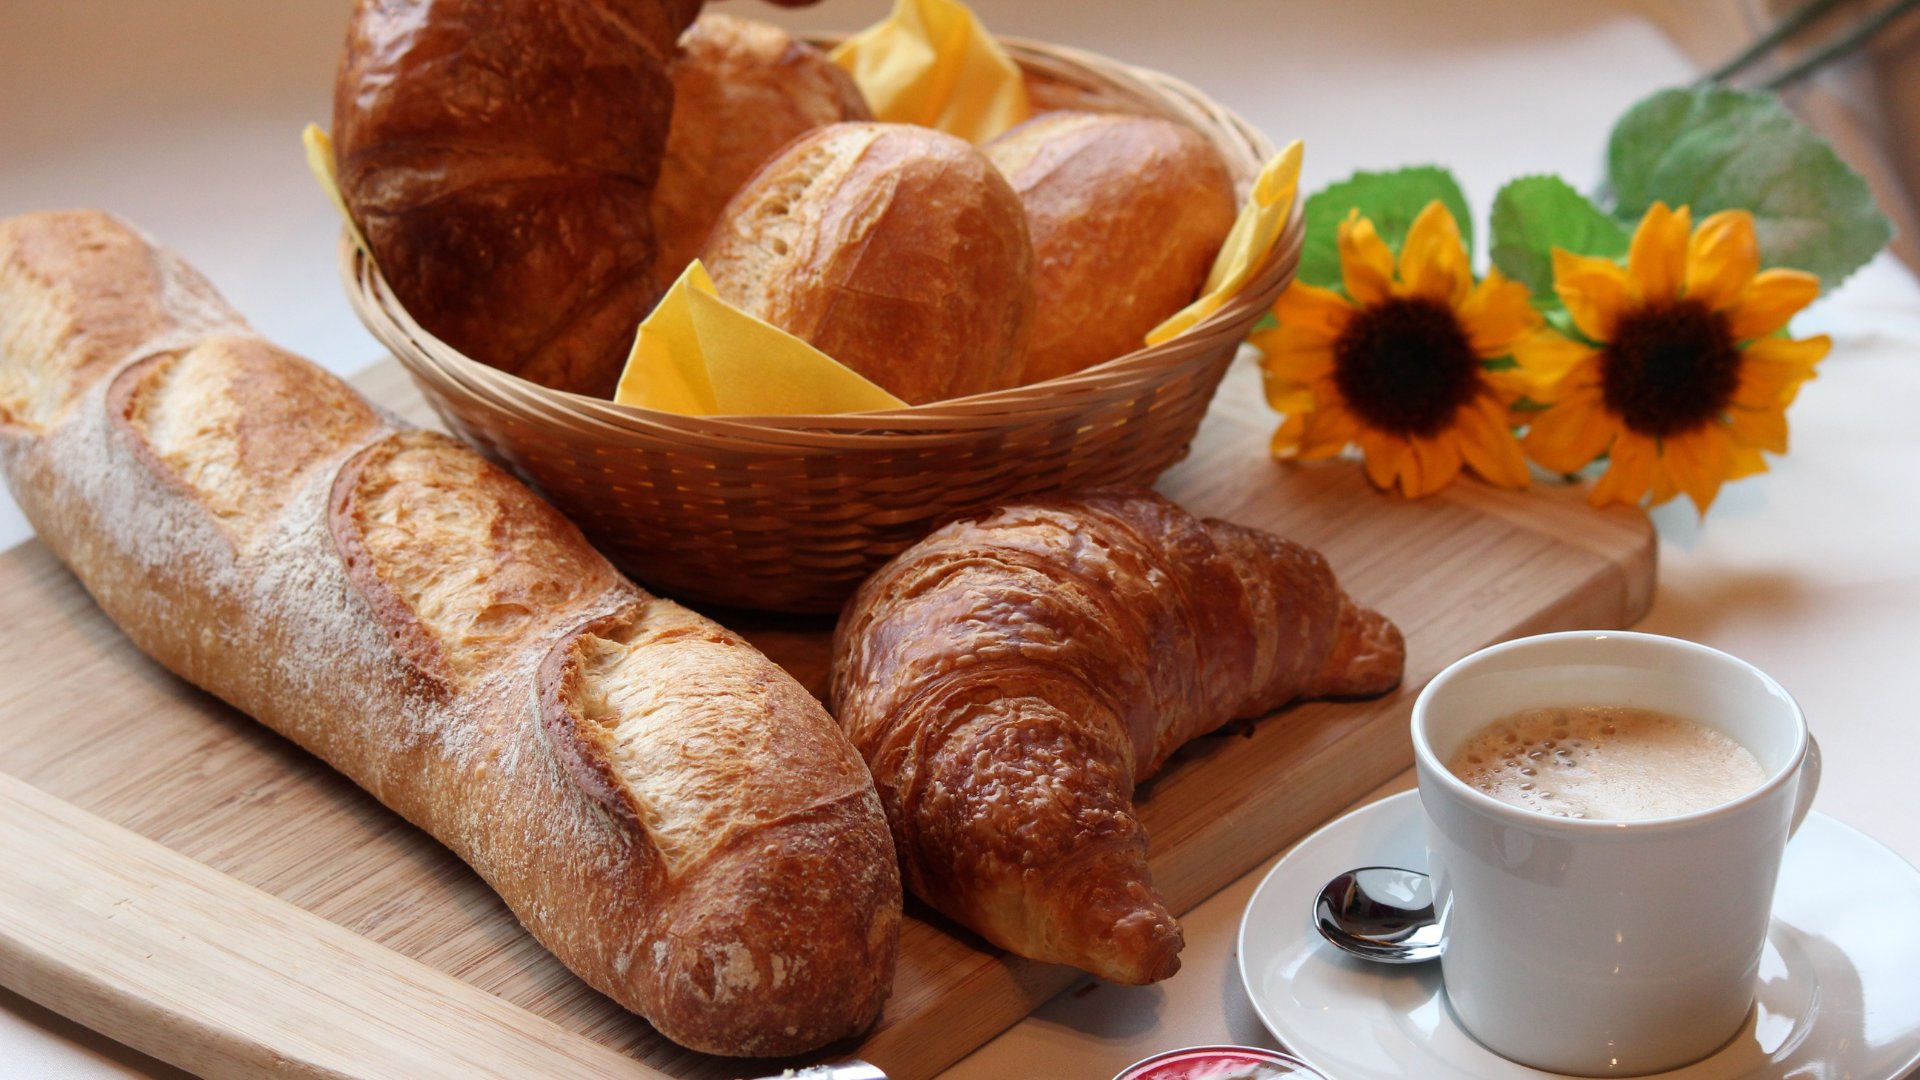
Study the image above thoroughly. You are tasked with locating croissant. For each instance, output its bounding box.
[332,0,705,397]
[829,489,1404,983]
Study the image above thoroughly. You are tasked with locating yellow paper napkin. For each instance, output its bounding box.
[614,262,907,416]
[1146,139,1305,345]
[302,124,371,255]
[831,0,1030,144]
[304,125,902,417]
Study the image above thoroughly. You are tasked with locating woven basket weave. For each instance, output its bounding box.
[341,35,1303,613]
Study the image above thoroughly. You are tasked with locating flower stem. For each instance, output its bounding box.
[1702,0,1851,83]
[1762,0,1920,89]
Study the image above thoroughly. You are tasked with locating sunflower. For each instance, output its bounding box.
[1253,201,1539,498]
[1514,202,1830,513]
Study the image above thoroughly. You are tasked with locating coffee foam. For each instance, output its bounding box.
[1446,706,1766,821]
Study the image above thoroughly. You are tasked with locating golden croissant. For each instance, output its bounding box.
[830,489,1404,983]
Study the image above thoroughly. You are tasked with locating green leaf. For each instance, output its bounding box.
[1606,85,1892,290]
[1298,166,1472,290]
[1489,175,1630,299]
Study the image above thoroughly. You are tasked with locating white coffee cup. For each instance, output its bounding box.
[1410,631,1820,1076]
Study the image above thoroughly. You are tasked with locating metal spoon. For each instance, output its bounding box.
[1312,866,1445,964]
[743,1062,887,1080]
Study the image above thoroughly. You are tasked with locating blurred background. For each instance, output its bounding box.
[3,2,1918,1077]
[3,0,1915,381]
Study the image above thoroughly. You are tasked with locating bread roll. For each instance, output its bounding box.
[985,112,1237,383]
[701,122,1034,406]
[0,210,900,1057]
[331,0,703,397]
[831,489,1403,984]
[652,13,871,295]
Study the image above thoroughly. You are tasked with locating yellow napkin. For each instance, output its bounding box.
[831,0,1030,144]
[303,124,370,254]
[1146,139,1305,345]
[304,124,901,417]
[614,263,907,416]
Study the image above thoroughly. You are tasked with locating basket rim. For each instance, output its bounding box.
[340,34,1301,440]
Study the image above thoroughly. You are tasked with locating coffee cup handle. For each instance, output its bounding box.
[1789,732,1822,839]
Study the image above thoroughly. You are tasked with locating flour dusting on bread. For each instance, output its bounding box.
[0,209,901,1058]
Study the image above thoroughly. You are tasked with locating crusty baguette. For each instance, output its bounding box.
[830,489,1403,984]
[0,210,900,1057]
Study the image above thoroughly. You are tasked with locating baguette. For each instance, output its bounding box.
[0,210,900,1057]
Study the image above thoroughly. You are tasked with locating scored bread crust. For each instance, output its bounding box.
[984,112,1238,383]
[700,122,1035,405]
[651,12,872,296]
[0,210,900,1057]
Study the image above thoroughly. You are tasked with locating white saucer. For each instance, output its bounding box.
[1238,790,1920,1080]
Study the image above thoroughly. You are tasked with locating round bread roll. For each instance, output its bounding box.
[985,111,1238,383]
[701,122,1034,406]
[651,13,871,295]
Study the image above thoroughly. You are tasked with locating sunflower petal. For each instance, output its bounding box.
[1271,281,1357,342]
[1725,402,1788,454]
[1589,432,1657,508]
[1358,432,1409,490]
[1524,389,1617,473]
[1297,403,1360,459]
[1733,335,1828,408]
[1403,434,1463,497]
[1728,442,1770,481]
[1261,372,1315,414]
[1483,365,1536,404]
[1398,201,1473,306]
[1510,328,1598,402]
[1457,268,1541,356]
[1665,426,1732,513]
[1553,250,1634,343]
[1627,201,1690,305]
[1339,210,1396,307]
[1271,414,1309,459]
[1456,395,1530,489]
[1646,456,1683,508]
[1726,269,1823,341]
[1256,325,1336,384]
[1684,210,1759,312]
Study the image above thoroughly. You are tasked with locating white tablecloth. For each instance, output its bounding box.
[3,1,1917,1077]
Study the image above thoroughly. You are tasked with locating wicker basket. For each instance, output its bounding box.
[341,35,1303,613]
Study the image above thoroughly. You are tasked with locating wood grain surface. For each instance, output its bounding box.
[0,355,1655,1080]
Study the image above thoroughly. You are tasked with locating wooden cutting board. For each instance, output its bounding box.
[0,356,1654,1080]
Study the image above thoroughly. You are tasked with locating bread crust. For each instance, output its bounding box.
[830,489,1402,984]
[701,122,1035,405]
[331,0,705,397]
[985,112,1237,383]
[0,210,899,1057]
[652,12,871,295]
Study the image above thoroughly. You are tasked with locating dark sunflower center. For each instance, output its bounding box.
[1601,300,1742,438]
[1331,297,1481,438]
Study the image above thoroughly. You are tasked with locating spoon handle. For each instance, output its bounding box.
[742,1063,888,1080]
